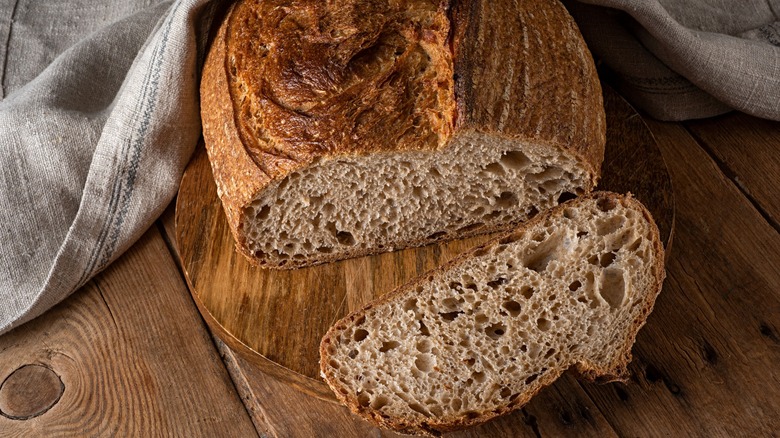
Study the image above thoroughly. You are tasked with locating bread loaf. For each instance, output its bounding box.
[320,192,664,436]
[201,0,605,268]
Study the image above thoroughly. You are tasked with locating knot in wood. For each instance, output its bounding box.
[0,364,64,420]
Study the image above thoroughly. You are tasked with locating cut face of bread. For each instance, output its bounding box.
[244,133,590,266]
[320,193,665,436]
[201,0,605,269]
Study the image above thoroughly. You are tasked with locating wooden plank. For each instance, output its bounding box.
[0,227,258,437]
[685,112,780,228]
[579,120,780,436]
[215,338,618,438]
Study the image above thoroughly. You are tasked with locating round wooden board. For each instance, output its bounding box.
[176,87,674,402]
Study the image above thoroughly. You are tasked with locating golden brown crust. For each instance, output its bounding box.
[228,0,455,167]
[319,192,665,436]
[200,3,268,256]
[201,0,607,267]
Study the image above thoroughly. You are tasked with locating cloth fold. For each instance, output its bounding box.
[0,0,218,334]
[0,0,777,335]
[567,0,780,120]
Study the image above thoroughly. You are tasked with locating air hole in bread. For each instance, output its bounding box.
[597,196,617,212]
[451,399,462,412]
[486,277,507,289]
[500,387,512,398]
[256,205,271,220]
[524,374,539,385]
[495,191,517,208]
[569,280,582,292]
[371,395,389,410]
[348,349,358,359]
[484,162,505,175]
[537,318,552,332]
[577,230,589,238]
[599,268,626,309]
[442,297,461,309]
[380,341,401,352]
[415,354,435,373]
[358,392,371,407]
[464,411,480,420]
[440,311,464,322]
[558,192,577,204]
[419,320,431,336]
[317,246,334,254]
[597,215,625,236]
[520,286,535,300]
[485,323,507,340]
[472,371,486,383]
[502,300,522,316]
[473,247,490,257]
[524,232,564,272]
[404,298,418,312]
[354,329,369,342]
[600,252,617,268]
[417,339,432,353]
[499,150,531,170]
[482,210,501,221]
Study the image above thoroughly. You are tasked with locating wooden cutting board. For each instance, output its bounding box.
[175,87,674,402]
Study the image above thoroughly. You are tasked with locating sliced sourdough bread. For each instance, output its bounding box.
[319,192,665,436]
[200,0,606,268]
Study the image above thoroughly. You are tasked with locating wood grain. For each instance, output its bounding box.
[685,112,780,226]
[0,227,257,437]
[175,86,674,403]
[576,120,780,436]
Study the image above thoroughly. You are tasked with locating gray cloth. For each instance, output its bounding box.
[567,0,780,120]
[0,0,219,334]
[0,0,777,335]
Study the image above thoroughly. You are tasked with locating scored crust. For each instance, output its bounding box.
[200,0,606,268]
[319,192,665,436]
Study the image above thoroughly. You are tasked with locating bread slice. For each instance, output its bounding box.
[200,0,606,268]
[320,192,665,436]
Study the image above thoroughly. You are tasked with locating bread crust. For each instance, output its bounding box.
[319,192,666,436]
[451,0,605,180]
[201,0,606,267]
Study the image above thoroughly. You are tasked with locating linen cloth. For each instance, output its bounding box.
[0,0,778,335]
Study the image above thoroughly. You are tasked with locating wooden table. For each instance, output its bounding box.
[1,109,779,436]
